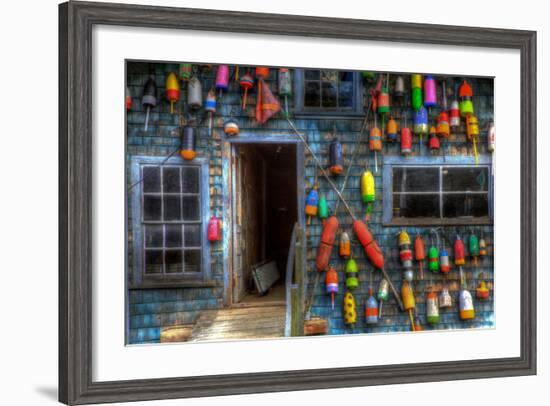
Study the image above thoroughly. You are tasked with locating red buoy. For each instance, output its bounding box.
[352,219,384,270]
[316,215,339,272]
[207,215,221,242]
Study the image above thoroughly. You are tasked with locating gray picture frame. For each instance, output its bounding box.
[59,1,537,404]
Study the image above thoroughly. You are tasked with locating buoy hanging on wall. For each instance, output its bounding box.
[205,90,217,136]
[476,279,490,300]
[428,243,439,273]
[318,195,329,225]
[215,64,229,98]
[454,235,466,265]
[178,63,193,82]
[329,138,344,175]
[450,99,461,128]
[316,215,339,272]
[223,119,240,136]
[440,243,450,274]
[126,86,132,111]
[255,67,269,80]
[165,72,180,114]
[415,234,425,280]
[413,106,428,135]
[360,170,375,220]
[142,76,157,132]
[180,125,196,161]
[411,74,423,112]
[339,232,351,259]
[239,72,254,109]
[437,111,450,138]
[423,75,437,108]
[439,284,453,308]
[187,75,202,110]
[343,292,357,327]
[377,278,389,317]
[401,280,416,331]
[305,186,319,225]
[429,126,440,153]
[394,75,405,99]
[459,80,474,117]
[469,233,480,266]
[459,285,475,320]
[365,287,379,325]
[278,68,292,118]
[426,287,440,325]
[488,122,496,152]
[386,116,398,142]
[345,258,359,290]
[207,215,222,242]
[325,267,339,311]
[398,231,414,282]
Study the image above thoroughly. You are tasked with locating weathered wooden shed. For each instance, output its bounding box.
[126,62,494,344]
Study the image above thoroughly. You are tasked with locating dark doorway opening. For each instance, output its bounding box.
[231,143,297,305]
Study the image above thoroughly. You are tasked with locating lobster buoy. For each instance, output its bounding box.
[325,267,339,310]
[394,75,405,99]
[187,75,202,110]
[401,126,412,155]
[239,72,254,109]
[469,233,480,266]
[255,67,269,80]
[178,63,193,82]
[223,119,240,136]
[423,75,437,107]
[459,80,474,117]
[411,74,423,112]
[360,170,375,219]
[398,231,413,282]
[413,106,428,135]
[369,125,382,151]
[476,280,490,300]
[126,86,132,111]
[318,195,329,224]
[415,234,425,280]
[439,285,453,308]
[454,235,466,265]
[402,280,416,331]
[440,245,450,274]
[428,244,439,273]
[305,186,319,225]
[353,219,384,271]
[180,125,196,161]
[437,111,450,138]
[339,232,351,258]
[365,287,379,324]
[466,114,480,165]
[377,86,390,116]
[343,292,357,326]
[459,286,475,320]
[215,64,229,97]
[316,215,339,272]
[450,99,461,128]
[414,317,423,332]
[377,278,389,317]
[329,138,344,175]
[207,215,222,242]
[205,90,217,136]
[142,76,157,131]
[479,236,487,257]
[386,117,398,142]
[426,287,440,325]
[278,68,292,117]
[345,258,359,290]
[429,126,440,152]
[488,122,495,152]
[165,72,180,114]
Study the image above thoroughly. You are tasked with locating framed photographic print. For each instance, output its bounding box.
[59,1,536,404]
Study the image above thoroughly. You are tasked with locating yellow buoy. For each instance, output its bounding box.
[343,292,357,326]
[360,170,375,219]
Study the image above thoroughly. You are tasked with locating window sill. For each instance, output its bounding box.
[129,279,218,290]
[383,217,493,227]
[293,111,365,120]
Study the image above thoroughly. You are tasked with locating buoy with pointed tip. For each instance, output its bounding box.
[278,68,292,118]
[305,186,319,225]
[423,75,437,107]
[255,67,269,80]
[178,63,193,82]
[459,80,474,117]
[370,121,382,172]
[466,114,480,165]
[345,258,359,290]
[318,195,329,225]
[316,215,338,272]
[343,292,357,326]
[377,278,389,317]
[207,215,222,242]
[165,72,180,114]
[360,170,375,219]
[223,119,240,136]
[479,235,487,257]
[142,76,157,131]
[415,234,425,280]
[180,125,196,161]
[459,286,475,320]
[411,74,423,112]
[329,138,344,175]
[426,287,440,325]
[215,64,229,98]
[325,267,339,310]
[339,232,351,258]
[205,90,216,136]
[126,86,132,111]
[365,287,379,324]
[386,116,398,142]
[187,75,202,110]
[239,72,254,109]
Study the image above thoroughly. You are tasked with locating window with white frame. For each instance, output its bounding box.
[383,161,492,226]
[130,156,210,288]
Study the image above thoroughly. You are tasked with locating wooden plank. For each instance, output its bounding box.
[294,227,305,337]
[304,318,328,336]
[290,286,299,336]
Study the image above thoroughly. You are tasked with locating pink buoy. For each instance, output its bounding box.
[215,65,229,97]
[423,75,437,107]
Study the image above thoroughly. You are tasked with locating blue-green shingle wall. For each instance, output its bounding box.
[127,62,494,343]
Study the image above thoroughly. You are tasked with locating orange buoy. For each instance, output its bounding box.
[325,267,339,310]
[316,215,339,272]
[339,232,351,258]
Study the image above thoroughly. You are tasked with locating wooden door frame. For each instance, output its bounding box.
[221,133,306,307]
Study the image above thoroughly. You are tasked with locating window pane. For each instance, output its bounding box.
[443,167,489,192]
[321,70,337,81]
[143,195,162,221]
[182,167,199,193]
[184,250,202,273]
[145,250,163,274]
[184,224,201,247]
[321,81,337,108]
[165,225,182,248]
[338,80,353,108]
[163,167,181,193]
[304,70,320,80]
[144,225,163,247]
[393,167,439,193]
[443,194,489,218]
[165,250,183,274]
[142,166,160,193]
[304,81,320,107]
[393,194,440,218]
[163,196,182,221]
[339,71,354,82]
[182,196,200,221]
